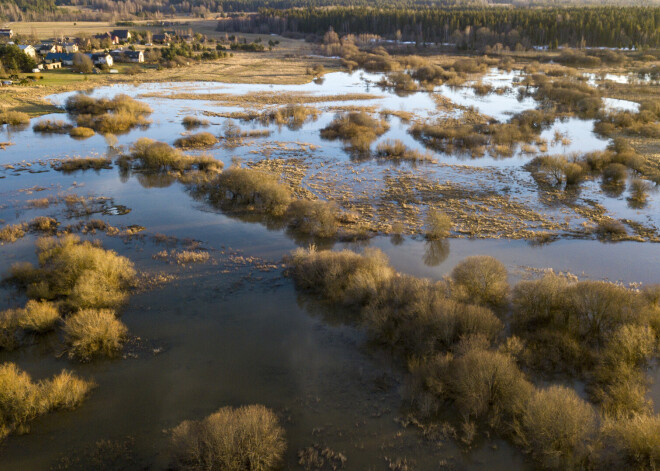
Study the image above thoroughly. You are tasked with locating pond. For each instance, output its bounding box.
[0,69,658,470]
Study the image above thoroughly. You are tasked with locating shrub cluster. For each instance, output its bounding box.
[65,93,153,134]
[10,234,136,311]
[0,362,93,440]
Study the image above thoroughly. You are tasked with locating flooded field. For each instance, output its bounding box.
[1,69,659,470]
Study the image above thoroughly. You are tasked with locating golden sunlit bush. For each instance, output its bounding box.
[63,308,127,361]
[170,405,286,471]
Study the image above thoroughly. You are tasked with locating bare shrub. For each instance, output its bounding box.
[207,166,292,216]
[54,156,111,172]
[0,223,26,243]
[13,300,59,333]
[286,246,394,306]
[425,209,452,240]
[63,308,127,361]
[597,414,660,470]
[170,405,286,471]
[285,199,339,238]
[515,385,596,469]
[451,256,509,307]
[0,362,92,440]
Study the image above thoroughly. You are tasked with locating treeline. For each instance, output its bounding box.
[226,6,660,49]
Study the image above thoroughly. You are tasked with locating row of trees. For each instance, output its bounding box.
[240,6,660,49]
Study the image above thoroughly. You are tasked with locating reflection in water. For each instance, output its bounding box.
[423,239,450,266]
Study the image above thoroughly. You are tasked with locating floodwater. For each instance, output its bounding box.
[0,70,658,470]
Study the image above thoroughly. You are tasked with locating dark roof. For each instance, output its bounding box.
[125,50,142,57]
[110,30,130,39]
[45,52,74,61]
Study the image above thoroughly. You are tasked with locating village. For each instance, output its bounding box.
[0,25,212,79]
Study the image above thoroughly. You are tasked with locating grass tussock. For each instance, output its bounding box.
[66,94,153,135]
[9,234,135,311]
[174,132,218,149]
[33,119,73,134]
[264,105,320,130]
[54,156,111,172]
[375,139,434,164]
[7,300,60,334]
[0,362,93,440]
[63,308,127,361]
[182,116,210,129]
[69,127,95,139]
[122,138,224,174]
[203,165,292,217]
[170,405,286,471]
[320,112,389,154]
[0,111,30,126]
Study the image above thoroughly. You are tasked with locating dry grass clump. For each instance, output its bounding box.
[69,127,95,139]
[63,308,127,361]
[182,116,209,129]
[0,223,26,243]
[123,138,223,173]
[425,209,452,240]
[76,111,150,134]
[285,200,339,238]
[54,156,111,172]
[174,132,218,149]
[450,256,509,307]
[529,155,587,187]
[33,119,74,134]
[174,250,210,265]
[264,105,319,130]
[204,166,292,216]
[27,198,51,208]
[0,362,93,440]
[0,111,30,126]
[320,111,389,154]
[170,405,286,471]
[595,219,628,240]
[9,234,135,311]
[375,140,434,164]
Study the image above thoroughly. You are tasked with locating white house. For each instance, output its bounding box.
[63,42,79,53]
[89,53,113,67]
[18,45,36,58]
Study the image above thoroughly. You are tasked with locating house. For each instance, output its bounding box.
[63,42,79,53]
[152,33,171,44]
[37,43,60,54]
[45,53,75,66]
[110,30,131,42]
[42,61,61,70]
[111,49,143,63]
[0,29,13,39]
[18,45,36,58]
[89,53,113,67]
[94,32,119,45]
